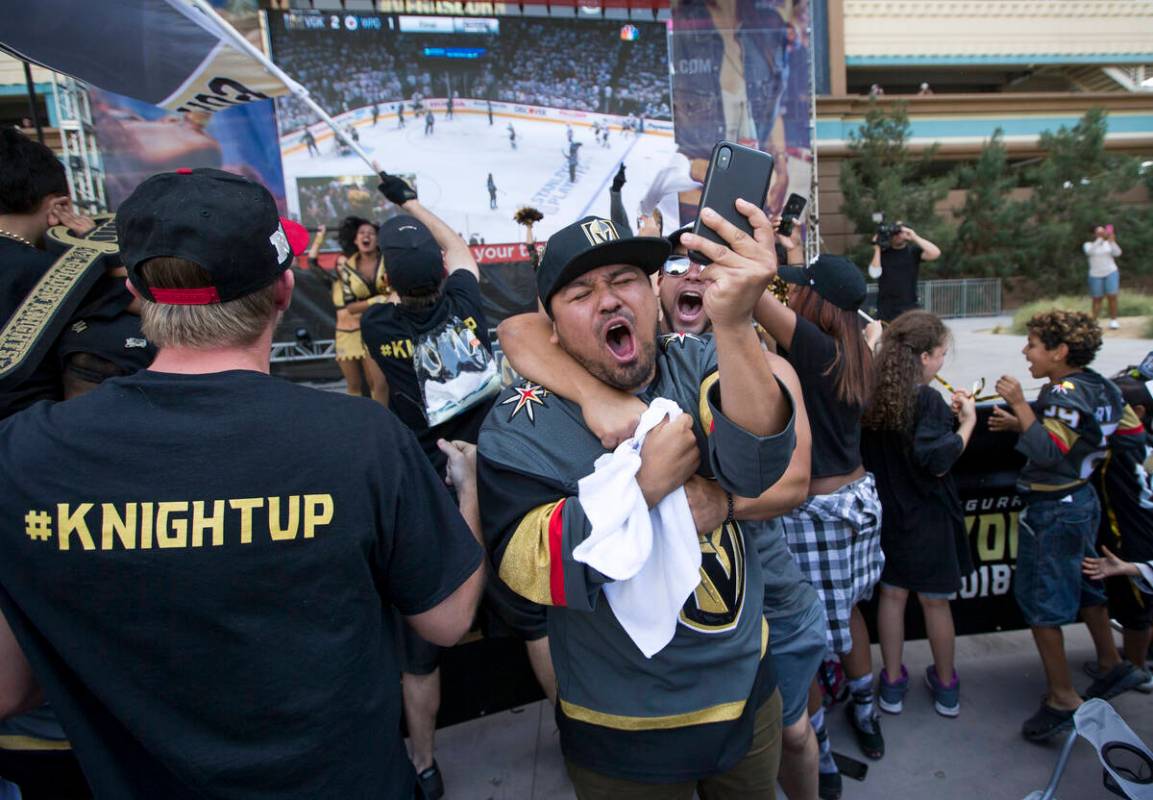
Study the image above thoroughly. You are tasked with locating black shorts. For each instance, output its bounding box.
[480,573,548,642]
[0,747,91,799]
[1098,502,1153,631]
[1105,574,1153,631]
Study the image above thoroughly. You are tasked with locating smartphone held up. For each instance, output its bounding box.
[688,141,774,265]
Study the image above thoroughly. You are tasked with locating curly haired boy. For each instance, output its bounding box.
[990,310,1144,741]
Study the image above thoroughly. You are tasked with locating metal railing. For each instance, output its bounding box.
[864,278,1002,319]
[270,339,335,363]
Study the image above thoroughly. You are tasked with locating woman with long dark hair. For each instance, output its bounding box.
[331,215,393,402]
[755,253,884,791]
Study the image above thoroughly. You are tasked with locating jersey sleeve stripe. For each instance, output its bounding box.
[548,498,568,607]
[498,500,565,607]
[1042,418,1077,453]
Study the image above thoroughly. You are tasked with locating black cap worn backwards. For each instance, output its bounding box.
[537,216,669,314]
[118,168,303,305]
[777,254,867,312]
[379,215,444,294]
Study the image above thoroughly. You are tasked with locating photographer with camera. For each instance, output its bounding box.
[868,221,941,322]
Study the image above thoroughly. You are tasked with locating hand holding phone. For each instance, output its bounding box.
[776,193,808,238]
[680,201,777,330]
[689,141,774,265]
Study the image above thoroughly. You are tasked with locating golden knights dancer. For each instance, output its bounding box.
[331,215,393,402]
[478,207,796,797]
[0,169,485,799]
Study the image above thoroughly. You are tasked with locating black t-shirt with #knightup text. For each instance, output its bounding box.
[0,370,482,799]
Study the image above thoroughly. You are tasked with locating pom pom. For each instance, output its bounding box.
[769,276,790,304]
[515,207,544,226]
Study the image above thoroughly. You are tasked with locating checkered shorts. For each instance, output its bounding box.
[782,474,884,655]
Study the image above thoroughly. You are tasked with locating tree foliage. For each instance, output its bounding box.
[945,130,1031,278]
[1022,108,1142,290]
[837,105,1153,289]
[838,100,952,264]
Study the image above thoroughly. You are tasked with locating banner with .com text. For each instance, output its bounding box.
[669,0,814,220]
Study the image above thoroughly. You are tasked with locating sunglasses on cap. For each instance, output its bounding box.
[662,256,696,276]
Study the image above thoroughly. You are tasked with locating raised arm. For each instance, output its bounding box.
[902,225,941,261]
[678,203,796,498]
[753,289,798,353]
[401,198,479,280]
[307,224,326,262]
[377,167,478,279]
[608,164,634,237]
[732,351,810,518]
[679,202,789,438]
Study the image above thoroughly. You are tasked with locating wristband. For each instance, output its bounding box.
[725,491,735,525]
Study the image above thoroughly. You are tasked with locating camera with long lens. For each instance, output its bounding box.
[875,221,902,249]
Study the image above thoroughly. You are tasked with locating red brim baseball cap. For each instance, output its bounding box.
[118,168,305,304]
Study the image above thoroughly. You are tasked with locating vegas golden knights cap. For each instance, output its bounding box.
[536,215,669,316]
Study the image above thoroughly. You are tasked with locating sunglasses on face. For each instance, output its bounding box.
[662,256,694,276]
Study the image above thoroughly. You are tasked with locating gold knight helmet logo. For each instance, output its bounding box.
[580,219,619,246]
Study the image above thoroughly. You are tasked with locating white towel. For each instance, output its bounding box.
[573,398,702,658]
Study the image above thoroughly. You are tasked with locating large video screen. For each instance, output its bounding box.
[269,10,679,242]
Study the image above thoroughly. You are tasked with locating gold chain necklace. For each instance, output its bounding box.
[0,228,33,247]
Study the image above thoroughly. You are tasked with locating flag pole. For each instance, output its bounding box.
[185,0,379,174]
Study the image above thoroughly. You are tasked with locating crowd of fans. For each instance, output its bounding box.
[269,18,672,136]
[2,125,1152,800]
[297,175,394,230]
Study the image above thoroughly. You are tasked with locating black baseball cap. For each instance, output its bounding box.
[667,222,693,251]
[379,215,444,294]
[778,255,866,312]
[119,168,305,304]
[537,216,669,314]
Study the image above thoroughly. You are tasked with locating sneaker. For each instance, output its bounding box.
[1086,661,1146,700]
[1109,319,1121,330]
[925,665,960,717]
[1137,668,1153,693]
[818,769,843,800]
[1022,701,1076,742]
[846,702,885,760]
[1083,660,1105,680]
[878,665,909,714]
[416,761,445,800]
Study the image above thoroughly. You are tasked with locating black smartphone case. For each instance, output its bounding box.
[689,141,774,264]
[777,193,808,236]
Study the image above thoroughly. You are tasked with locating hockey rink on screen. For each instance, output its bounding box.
[280,100,685,243]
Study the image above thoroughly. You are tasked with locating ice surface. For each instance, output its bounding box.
[281,107,683,243]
